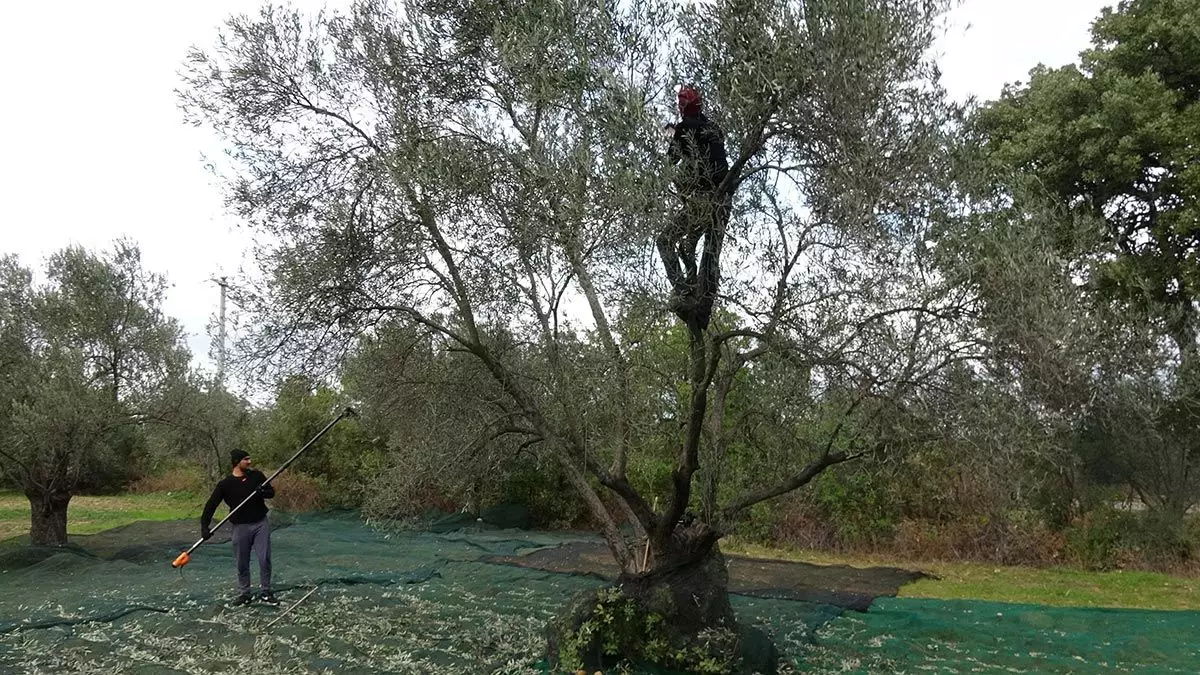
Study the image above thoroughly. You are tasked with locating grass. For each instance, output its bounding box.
[2,491,1198,612]
[0,490,203,543]
[724,539,1200,612]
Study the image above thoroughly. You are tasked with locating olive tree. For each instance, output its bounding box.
[151,375,253,481]
[183,0,970,668]
[0,244,189,545]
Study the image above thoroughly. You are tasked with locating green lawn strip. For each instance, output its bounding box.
[0,490,203,541]
[901,561,1200,611]
[724,539,1200,611]
[4,492,1198,612]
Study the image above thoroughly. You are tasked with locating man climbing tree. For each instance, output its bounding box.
[658,85,732,329]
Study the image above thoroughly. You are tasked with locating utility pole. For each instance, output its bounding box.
[215,276,228,388]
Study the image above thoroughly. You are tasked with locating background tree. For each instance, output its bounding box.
[344,319,589,525]
[0,243,189,545]
[971,0,1200,522]
[149,375,254,482]
[0,257,35,491]
[243,373,375,507]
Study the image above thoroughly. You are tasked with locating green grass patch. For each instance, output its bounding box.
[4,492,1198,612]
[724,539,1200,612]
[0,490,204,543]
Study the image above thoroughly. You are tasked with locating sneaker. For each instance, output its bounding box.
[231,592,254,607]
[259,590,279,605]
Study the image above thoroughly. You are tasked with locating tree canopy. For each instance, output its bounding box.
[182,0,967,575]
[971,0,1200,518]
[0,242,190,545]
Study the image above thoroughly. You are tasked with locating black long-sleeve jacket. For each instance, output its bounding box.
[668,113,730,193]
[201,470,275,530]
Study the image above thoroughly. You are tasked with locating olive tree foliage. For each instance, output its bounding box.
[0,244,190,545]
[150,375,253,481]
[242,373,376,505]
[343,320,558,519]
[182,0,975,574]
[0,257,111,515]
[973,0,1200,367]
[34,241,190,407]
[921,180,1121,524]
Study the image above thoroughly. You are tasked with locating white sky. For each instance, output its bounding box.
[0,0,1114,382]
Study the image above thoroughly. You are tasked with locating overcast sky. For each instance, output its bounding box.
[0,0,1114,380]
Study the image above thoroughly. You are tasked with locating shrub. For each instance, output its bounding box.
[268,472,326,512]
[891,512,1066,565]
[128,466,208,495]
[765,499,840,551]
[812,468,899,547]
[742,469,899,553]
[1064,506,1197,571]
[361,467,462,523]
[499,463,589,529]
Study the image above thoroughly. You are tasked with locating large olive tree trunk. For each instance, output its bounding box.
[27,490,71,546]
[548,520,775,674]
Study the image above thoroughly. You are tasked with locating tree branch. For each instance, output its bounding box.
[0,445,35,487]
[588,459,659,534]
[345,300,474,350]
[290,90,384,156]
[406,195,481,341]
[660,326,713,543]
[721,450,859,522]
[564,240,632,479]
[718,101,779,197]
[557,453,635,573]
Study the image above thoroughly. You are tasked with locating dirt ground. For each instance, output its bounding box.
[485,540,927,611]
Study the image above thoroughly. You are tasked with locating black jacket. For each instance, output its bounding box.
[201,470,275,530]
[668,113,730,193]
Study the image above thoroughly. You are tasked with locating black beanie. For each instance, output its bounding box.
[230,449,250,466]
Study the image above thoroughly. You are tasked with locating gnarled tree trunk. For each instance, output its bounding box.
[548,520,775,674]
[618,520,736,634]
[28,490,71,546]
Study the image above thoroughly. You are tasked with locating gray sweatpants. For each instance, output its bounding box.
[231,517,271,594]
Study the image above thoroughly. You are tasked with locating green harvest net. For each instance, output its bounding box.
[0,511,1197,674]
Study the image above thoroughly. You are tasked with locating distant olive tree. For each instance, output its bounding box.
[970,0,1200,522]
[151,375,253,482]
[0,243,189,545]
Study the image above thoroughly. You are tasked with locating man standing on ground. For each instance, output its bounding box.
[201,449,278,605]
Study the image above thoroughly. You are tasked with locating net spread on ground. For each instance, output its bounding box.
[0,511,1196,673]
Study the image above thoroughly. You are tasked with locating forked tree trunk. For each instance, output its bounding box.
[548,520,776,674]
[28,490,71,547]
[618,522,737,637]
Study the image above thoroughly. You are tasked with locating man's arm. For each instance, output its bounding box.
[200,482,223,537]
[256,471,275,499]
[668,123,685,165]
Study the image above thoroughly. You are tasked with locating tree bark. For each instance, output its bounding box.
[548,519,773,674]
[27,490,71,546]
[659,324,711,547]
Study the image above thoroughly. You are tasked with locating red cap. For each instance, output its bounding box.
[678,86,702,116]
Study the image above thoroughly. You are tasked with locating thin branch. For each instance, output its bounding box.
[721,450,859,522]
[345,301,474,350]
[290,89,383,156]
[0,446,36,488]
